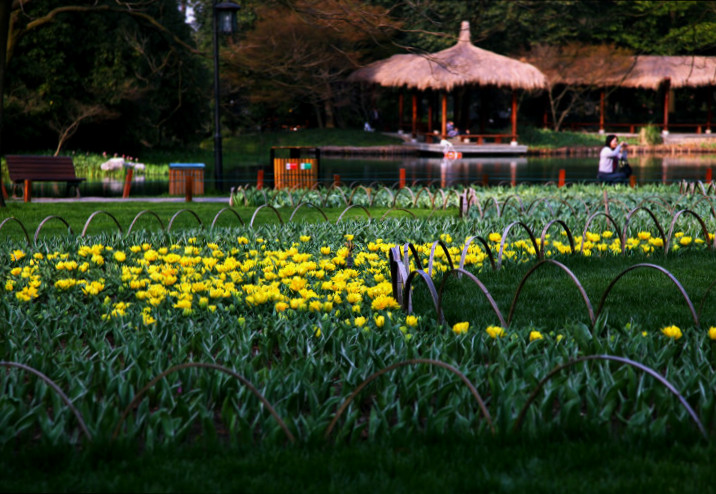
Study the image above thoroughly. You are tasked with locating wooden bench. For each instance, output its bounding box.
[6,155,86,202]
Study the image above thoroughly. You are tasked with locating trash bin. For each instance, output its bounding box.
[271,147,320,189]
[169,163,205,195]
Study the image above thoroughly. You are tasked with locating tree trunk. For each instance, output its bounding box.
[323,97,335,128]
[0,0,10,207]
[313,103,323,129]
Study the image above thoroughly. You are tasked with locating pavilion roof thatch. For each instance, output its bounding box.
[348,21,547,92]
[539,52,716,90]
[619,56,716,89]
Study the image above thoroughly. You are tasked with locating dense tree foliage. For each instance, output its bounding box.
[5,0,716,152]
[3,0,209,154]
[220,1,398,130]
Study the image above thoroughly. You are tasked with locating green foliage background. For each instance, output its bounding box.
[5,0,716,154]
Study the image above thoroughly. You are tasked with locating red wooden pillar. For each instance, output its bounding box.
[707,85,713,133]
[663,78,671,134]
[23,179,31,203]
[427,98,433,133]
[510,90,518,143]
[599,89,606,133]
[184,174,193,202]
[441,93,447,137]
[558,169,566,188]
[122,167,133,199]
[257,169,264,190]
[399,168,406,188]
[412,93,418,137]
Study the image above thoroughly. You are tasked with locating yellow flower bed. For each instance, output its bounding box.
[2,229,708,336]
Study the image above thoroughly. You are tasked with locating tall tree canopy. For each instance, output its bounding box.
[220,0,398,130]
[5,0,716,149]
[2,0,209,154]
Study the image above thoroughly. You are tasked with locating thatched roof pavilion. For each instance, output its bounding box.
[544,54,716,133]
[586,55,716,90]
[349,21,547,141]
[350,21,546,91]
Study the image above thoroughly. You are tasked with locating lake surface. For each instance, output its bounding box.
[21,154,716,198]
[313,154,715,187]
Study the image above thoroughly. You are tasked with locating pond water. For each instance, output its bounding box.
[19,154,716,198]
[312,154,715,188]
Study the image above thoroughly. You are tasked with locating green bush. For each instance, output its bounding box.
[639,124,663,145]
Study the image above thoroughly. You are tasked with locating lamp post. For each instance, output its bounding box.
[212,1,240,191]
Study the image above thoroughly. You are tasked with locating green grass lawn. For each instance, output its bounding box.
[0,201,456,244]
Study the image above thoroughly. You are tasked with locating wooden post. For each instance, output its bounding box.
[482,174,489,187]
[398,93,404,132]
[23,179,31,203]
[122,167,134,199]
[707,86,713,134]
[630,175,636,188]
[558,169,566,188]
[706,168,713,183]
[428,97,433,133]
[663,78,671,133]
[185,174,193,202]
[257,169,264,190]
[599,89,605,133]
[511,90,518,143]
[411,93,418,137]
[333,174,340,187]
[399,168,406,188]
[441,93,447,137]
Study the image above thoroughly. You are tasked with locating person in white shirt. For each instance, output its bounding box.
[597,134,630,184]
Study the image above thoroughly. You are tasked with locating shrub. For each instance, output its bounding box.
[639,124,663,145]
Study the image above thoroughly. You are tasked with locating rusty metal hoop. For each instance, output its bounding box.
[595,263,699,329]
[210,207,245,229]
[323,358,493,440]
[507,259,595,326]
[81,210,123,237]
[0,217,31,246]
[167,209,203,232]
[249,204,284,227]
[34,215,73,245]
[112,362,294,443]
[512,355,707,439]
[127,210,165,235]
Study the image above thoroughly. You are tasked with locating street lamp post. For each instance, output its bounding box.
[212,1,240,191]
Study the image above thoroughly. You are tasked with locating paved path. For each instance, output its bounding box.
[7,196,231,204]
